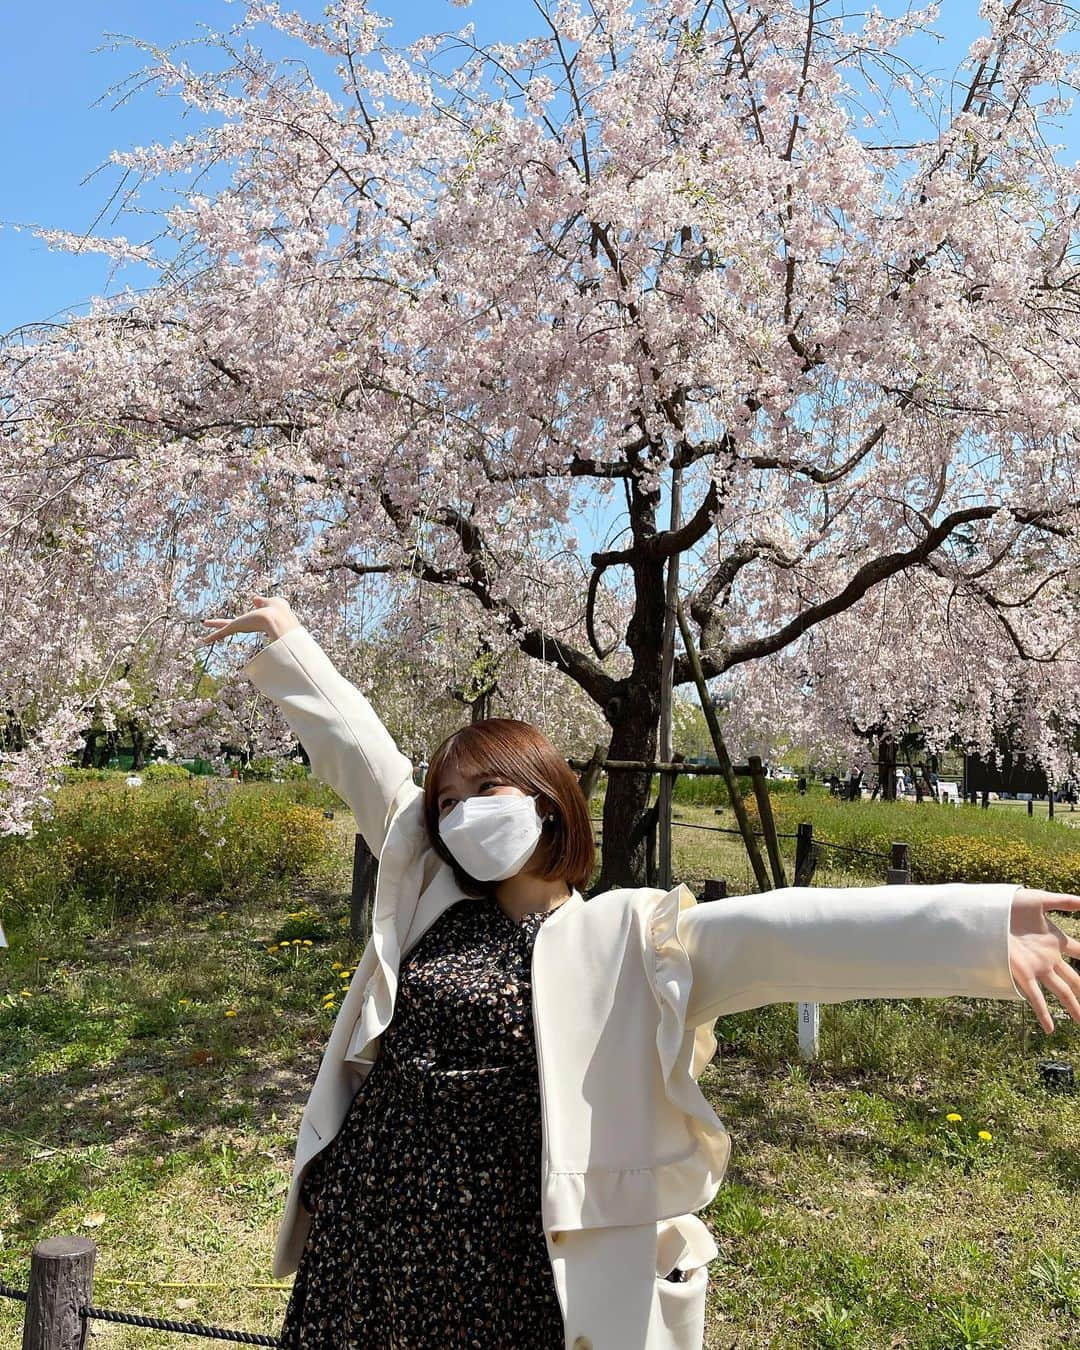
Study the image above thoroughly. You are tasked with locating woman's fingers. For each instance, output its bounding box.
[194,618,233,646]
[194,612,259,645]
[1016,969,1055,1035]
[192,595,292,648]
[1042,966,1080,1027]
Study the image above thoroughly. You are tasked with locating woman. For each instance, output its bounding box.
[198,594,1080,1350]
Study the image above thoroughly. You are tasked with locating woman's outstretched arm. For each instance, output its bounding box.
[197,594,418,858]
[673,882,1080,1034]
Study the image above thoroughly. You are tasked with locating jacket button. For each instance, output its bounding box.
[572,1339,592,1350]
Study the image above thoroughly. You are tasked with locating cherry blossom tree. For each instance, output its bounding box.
[4,0,1080,888]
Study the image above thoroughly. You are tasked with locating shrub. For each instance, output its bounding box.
[282,775,348,812]
[764,792,1080,890]
[238,756,277,782]
[58,766,123,783]
[142,762,193,782]
[0,780,336,925]
[672,773,752,807]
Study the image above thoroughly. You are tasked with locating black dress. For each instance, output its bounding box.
[278,893,566,1349]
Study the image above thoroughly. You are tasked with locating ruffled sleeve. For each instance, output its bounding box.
[648,884,731,1152]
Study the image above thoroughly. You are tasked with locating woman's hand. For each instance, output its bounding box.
[195,594,301,648]
[1009,889,1080,1034]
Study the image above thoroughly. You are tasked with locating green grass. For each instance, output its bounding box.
[1,797,1077,1348]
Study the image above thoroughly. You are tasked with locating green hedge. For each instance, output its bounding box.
[761,794,1080,891]
[0,780,336,925]
[142,762,193,782]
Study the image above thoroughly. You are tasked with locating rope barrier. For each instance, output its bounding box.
[79,1304,282,1344]
[0,1282,282,1344]
[95,1278,293,1292]
[589,816,891,861]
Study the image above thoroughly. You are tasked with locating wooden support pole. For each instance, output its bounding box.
[702,878,728,902]
[1049,790,1055,821]
[351,834,377,945]
[748,755,787,889]
[657,463,683,892]
[576,743,608,801]
[675,600,771,893]
[22,1236,96,1350]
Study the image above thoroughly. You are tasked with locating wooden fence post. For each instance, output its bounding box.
[351,835,377,945]
[794,822,818,886]
[748,756,787,889]
[887,842,911,886]
[22,1236,96,1350]
[702,878,727,902]
[1049,790,1055,821]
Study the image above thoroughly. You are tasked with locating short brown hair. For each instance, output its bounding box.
[423,718,595,896]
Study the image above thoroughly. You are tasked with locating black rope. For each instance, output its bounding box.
[0,1283,280,1345]
[79,1305,281,1344]
[589,815,891,861]
[808,839,892,861]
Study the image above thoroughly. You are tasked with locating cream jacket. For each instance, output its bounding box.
[240,627,1024,1350]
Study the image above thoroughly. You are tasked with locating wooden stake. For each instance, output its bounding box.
[675,600,771,892]
[749,755,787,888]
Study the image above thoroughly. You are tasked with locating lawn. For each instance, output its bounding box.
[1,794,1077,1348]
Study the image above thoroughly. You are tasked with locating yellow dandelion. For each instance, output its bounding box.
[302,940,313,947]
[217,911,227,919]
[945,1112,963,1123]
[266,945,278,953]
[331,962,343,971]
[20,989,32,997]
[978,1130,992,1141]
[339,970,351,979]
[224,1009,238,1018]
[178,998,191,1007]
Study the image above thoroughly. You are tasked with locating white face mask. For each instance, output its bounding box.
[438,793,546,882]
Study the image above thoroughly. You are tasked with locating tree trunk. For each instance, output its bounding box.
[98,729,119,769]
[878,733,897,801]
[80,728,99,769]
[595,537,667,891]
[596,686,662,890]
[129,720,147,772]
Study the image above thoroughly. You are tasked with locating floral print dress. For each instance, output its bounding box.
[278,893,566,1349]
